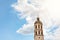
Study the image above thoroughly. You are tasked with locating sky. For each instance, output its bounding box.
[0,0,33,40]
[0,0,60,40]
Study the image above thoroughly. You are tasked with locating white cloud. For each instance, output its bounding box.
[12,0,60,40]
[16,16,34,35]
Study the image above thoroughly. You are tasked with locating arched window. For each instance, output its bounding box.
[40,25,42,29]
[41,31,43,35]
[35,31,37,35]
[40,31,41,35]
[35,25,37,29]
[41,25,42,29]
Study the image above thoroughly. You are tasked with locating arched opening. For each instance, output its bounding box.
[35,31,37,35]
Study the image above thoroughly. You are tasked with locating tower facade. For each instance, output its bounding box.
[34,17,44,40]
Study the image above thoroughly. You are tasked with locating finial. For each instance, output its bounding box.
[37,17,40,21]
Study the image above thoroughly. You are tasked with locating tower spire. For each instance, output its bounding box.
[34,17,44,40]
[37,17,39,21]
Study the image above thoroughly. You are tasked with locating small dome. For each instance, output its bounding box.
[34,17,42,25]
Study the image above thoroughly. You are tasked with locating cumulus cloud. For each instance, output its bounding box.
[11,0,60,40]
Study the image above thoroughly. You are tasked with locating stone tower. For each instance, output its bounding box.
[34,17,44,40]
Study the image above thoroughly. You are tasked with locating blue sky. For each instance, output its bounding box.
[0,0,33,40]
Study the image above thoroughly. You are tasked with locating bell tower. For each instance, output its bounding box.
[34,17,44,40]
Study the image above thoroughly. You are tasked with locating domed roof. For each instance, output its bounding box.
[34,17,42,25]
